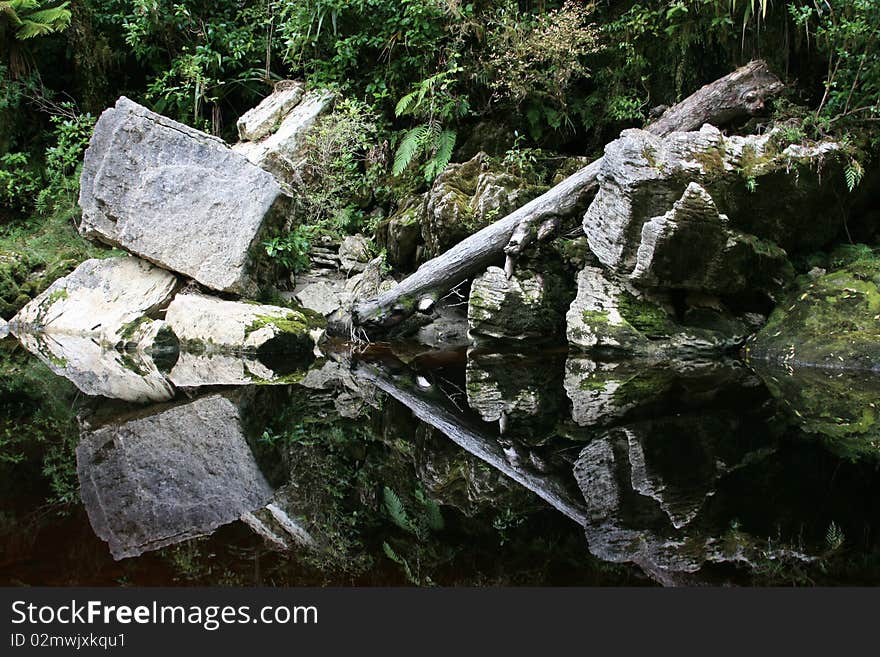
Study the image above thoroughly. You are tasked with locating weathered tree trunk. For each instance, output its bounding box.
[353,60,783,329]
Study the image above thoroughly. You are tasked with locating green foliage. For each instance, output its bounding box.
[392,64,468,181]
[35,106,95,214]
[119,0,274,132]
[0,152,41,214]
[484,1,601,138]
[789,0,879,139]
[0,0,71,41]
[263,228,311,274]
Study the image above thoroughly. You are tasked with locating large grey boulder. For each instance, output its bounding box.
[77,393,274,559]
[233,86,334,186]
[566,266,749,356]
[584,125,843,289]
[10,257,178,350]
[468,266,567,340]
[0,318,7,339]
[79,97,287,295]
[165,293,318,356]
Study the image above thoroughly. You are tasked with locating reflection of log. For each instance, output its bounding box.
[354,361,590,525]
[353,61,783,330]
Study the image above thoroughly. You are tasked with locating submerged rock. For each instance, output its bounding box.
[584,124,843,287]
[233,86,334,186]
[423,152,546,257]
[79,97,287,295]
[468,266,567,340]
[165,293,318,357]
[747,257,880,371]
[77,393,274,559]
[15,332,174,403]
[10,257,178,350]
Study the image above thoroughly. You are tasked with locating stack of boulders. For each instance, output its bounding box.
[468,123,847,356]
[9,84,341,393]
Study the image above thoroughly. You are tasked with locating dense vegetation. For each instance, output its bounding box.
[1,0,878,318]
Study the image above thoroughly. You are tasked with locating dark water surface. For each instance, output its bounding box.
[2,332,880,586]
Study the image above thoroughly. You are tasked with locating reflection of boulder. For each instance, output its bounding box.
[563,356,762,428]
[10,257,177,350]
[77,393,273,559]
[167,351,298,387]
[573,414,799,582]
[14,332,174,403]
[754,364,880,460]
[465,352,560,438]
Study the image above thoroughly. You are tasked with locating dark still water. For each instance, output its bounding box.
[2,332,880,586]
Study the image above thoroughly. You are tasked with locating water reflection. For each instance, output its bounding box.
[4,328,880,585]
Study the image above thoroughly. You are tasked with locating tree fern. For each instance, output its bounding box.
[2,1,71,40]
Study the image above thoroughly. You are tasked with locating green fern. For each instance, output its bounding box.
[416,489,444,532]
[845,159,864,193]
[423,129,455,181]
[825,521,845,551]
[1,1,71,40]
[392,124,428,176]
[383,486,416,534]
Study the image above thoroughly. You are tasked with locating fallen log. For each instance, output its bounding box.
[353,60,783,329]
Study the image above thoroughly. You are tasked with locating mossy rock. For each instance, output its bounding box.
[747,253,880,371]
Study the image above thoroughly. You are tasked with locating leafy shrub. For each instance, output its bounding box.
[0,152,42,215]
[789,0,880,140]
[483,1,601,137]
[34,106,95,214]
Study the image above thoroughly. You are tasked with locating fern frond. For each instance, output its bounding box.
[845,160,864,193]
[382,541,416,584]
[394,89,418,117]
[392,124,428,176]
[383,486,415,534]
[423,129,455,181]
